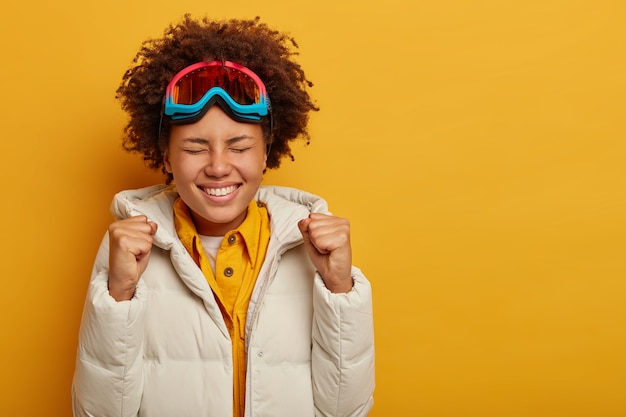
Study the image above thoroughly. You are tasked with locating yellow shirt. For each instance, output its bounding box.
[173,198,271,417]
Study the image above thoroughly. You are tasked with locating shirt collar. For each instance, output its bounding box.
[173,198,266,269]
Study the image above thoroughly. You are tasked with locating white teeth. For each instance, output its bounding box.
[204,185,238,196]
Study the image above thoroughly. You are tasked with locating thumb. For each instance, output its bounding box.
[298,217,317,254]
[298,217,311,241]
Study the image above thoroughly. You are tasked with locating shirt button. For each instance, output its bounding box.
[227,234,236,244]
[257,351,264,358]
[224,267,234,277]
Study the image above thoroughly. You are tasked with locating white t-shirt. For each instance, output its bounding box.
[199,235,223,274]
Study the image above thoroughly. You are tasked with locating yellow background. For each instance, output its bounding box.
[1,0,624,415]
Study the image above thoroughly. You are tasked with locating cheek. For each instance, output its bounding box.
[168,155,202,180]
[253,150,268,175]
[242,145,268,171]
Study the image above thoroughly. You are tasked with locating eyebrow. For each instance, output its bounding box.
[181,135,256,145]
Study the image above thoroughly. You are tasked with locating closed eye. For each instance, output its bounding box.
[183,148,207,155]
[230,147,252,153]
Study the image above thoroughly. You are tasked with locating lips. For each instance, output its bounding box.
[202,184,240,197]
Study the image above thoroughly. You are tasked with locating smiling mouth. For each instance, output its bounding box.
[202,185,240,197]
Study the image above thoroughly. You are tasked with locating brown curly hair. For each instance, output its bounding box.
[116,15,318,183]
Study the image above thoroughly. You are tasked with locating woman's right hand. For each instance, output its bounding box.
[108,216,158,301]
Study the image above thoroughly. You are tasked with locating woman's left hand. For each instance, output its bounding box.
[298,213,353,293]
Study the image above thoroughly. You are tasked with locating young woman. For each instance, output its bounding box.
[72,16,374,417]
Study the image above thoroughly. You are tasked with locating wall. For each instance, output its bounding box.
[0,0,624,415]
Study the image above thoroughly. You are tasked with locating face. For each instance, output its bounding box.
[164,106,267,236]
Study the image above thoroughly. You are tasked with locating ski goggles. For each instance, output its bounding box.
[164,61,270,124]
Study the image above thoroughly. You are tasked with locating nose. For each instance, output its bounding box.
[204,149,232,177]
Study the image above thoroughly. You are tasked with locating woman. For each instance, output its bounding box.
[72,15,375,417]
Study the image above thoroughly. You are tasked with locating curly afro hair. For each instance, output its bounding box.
[116,15,318,183]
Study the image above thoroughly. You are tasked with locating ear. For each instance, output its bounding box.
[261,146,269,174]
[264,142,271,170]
[163,150,173,173]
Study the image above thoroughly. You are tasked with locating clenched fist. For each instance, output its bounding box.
[298,213,353,293]
[108,216,158,301]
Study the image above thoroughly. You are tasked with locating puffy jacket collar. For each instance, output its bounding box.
[109,184,330,250]
[110,185,179,250]
[256,185,330,248]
